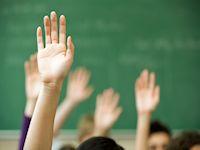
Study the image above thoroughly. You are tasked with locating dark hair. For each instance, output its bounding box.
[167,131,200,150]
[149,120,171,137]
[76,136,124,150]
[59,144,76,150]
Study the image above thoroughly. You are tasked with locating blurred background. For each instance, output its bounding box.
[0,0,200,149]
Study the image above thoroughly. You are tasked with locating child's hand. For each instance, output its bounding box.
[37,11,74,84]
[135,69,160,114]
[66,67,93,104]
[94,88,122,136]
[24,54,40,101]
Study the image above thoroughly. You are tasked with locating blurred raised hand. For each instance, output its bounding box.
[134,69,160,150]
[66,67,93,104]
[135,69,160,114]
[24,54,40,116]
[94,88,123,136]
[53,67,93,136]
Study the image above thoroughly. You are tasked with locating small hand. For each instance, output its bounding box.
[66,67,93,104]
[135,69,160,114]
[94,88,122,135]
[37,11,74,84]
[24,54,40,101]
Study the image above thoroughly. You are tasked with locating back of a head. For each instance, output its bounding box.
[59,144,76,150]
[150,120,171,137]
[76,136,124,150]
[77,114,95,142]
[167,131,200,150]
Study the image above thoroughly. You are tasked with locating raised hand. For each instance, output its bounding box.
[94,88,123,136]
[135,69,160,114]
[66,67,93,104]
[37,11,74,84]
[24,11,75,150]
[24,54,40,101]
[24,54,40,116]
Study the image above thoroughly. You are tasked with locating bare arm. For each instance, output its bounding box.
[135,70,160,150]
[24,54,40,117]
[18,54,40,150]
[24,11,75,150]
[53,67,93,136]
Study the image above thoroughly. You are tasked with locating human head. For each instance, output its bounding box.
[148,120,171,150]
[77,136,124,150]
[77,114,95,143]
[59,144,75,150]
[167,131,200,150]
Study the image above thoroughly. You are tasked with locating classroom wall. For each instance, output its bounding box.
[0,0,200,130]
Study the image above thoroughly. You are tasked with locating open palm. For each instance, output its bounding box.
[25,54,40,100]
[135,70,160,113]
[95,88,122,133]
[37,11,74,83]
[66,67,93,103]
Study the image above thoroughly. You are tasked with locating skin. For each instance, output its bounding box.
[53,67,93,136]
[190,145,200,150]
[79,88,123,143]
[134,69,160,150]
[94,88,123,137]
[148,132,170,150]
[24,11,75,150]
[24,54,40,117]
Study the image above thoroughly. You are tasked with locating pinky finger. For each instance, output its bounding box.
[67,36,75,56]
[113,107,123,122]
[154,85,160,105]
[37,26,44,50]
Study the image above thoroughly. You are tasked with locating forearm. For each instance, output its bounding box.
[53,98,78,136]
[18,99,36,150]
[93,126,109,137]
[24,100,36,117]
[135,112,151,150]
[24,82,62,150]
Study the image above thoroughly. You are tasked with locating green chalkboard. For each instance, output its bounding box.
[0,0,200,130]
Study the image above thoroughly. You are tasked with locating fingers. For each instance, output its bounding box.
[85,86,94,98]
[24,61,30,76]
[137,69,157,91]
[98,88,121,113]
[38,11,69,48]
[30,55,35,73]
[153,85,160,105]
[141,69,148,89]
[70,67,91,85]
[149,72,155,90]
[66,36,75,57]
[37,27,44,50]
[25,53,38,76]
[43,16,51,45]
[31,54,38,73]
[110,93,120,110]
[50,11,58,43]
[59,15,66,44]
[112,107,123,122]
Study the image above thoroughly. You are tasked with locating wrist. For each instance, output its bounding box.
[138,111,151,117]
[93,127,109,137]
[63,98,79,109]
[42,80,63,93]
[137,112,151,127]
[25,100,36,117]
[64,96,81,106]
